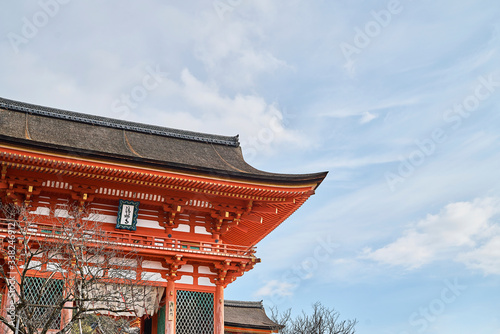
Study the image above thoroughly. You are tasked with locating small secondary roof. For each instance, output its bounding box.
[224,300,281,331]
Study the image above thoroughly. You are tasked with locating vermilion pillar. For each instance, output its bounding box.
[214,284,224,334]
[165,279,176,334]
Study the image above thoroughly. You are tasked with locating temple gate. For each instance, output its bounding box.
[0,97,326,334]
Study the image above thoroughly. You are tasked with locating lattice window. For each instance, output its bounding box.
[23,277,63,330]
[176,290,214,334]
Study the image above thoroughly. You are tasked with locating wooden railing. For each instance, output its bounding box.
[0,219,255,258]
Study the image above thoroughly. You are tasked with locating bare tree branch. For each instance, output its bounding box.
[270,302,357,334]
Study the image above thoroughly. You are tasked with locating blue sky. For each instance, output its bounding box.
[1,1,499,333]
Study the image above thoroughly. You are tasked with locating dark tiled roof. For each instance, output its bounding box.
[0,97,238,146]
[224,300,281,330]
[0,97,327,185]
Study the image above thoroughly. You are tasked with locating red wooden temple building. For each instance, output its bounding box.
[0,97,326,334]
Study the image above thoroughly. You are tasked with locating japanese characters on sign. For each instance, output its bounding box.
[116,199,140,231]
[168,301,175,321]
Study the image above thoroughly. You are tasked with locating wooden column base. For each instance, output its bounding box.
[214,284,224,334]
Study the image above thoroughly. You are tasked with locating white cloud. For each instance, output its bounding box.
[150,69,309,156]
[254,279,296,298]
[362,197,500,273]
[360,111,378,124]
[192,3,291,89]
[458,234,500,275]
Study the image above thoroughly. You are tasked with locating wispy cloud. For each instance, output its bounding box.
[301,154,397,170]
[315,96,419,119]
[362,197,500,274]
[254,279,296,299]
[360,111,378,124]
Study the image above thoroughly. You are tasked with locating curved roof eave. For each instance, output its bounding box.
[0,135,328,188]
[0,96,328,188]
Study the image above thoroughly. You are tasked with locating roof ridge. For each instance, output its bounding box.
[0,96,239,147]
[224,300,264,308]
